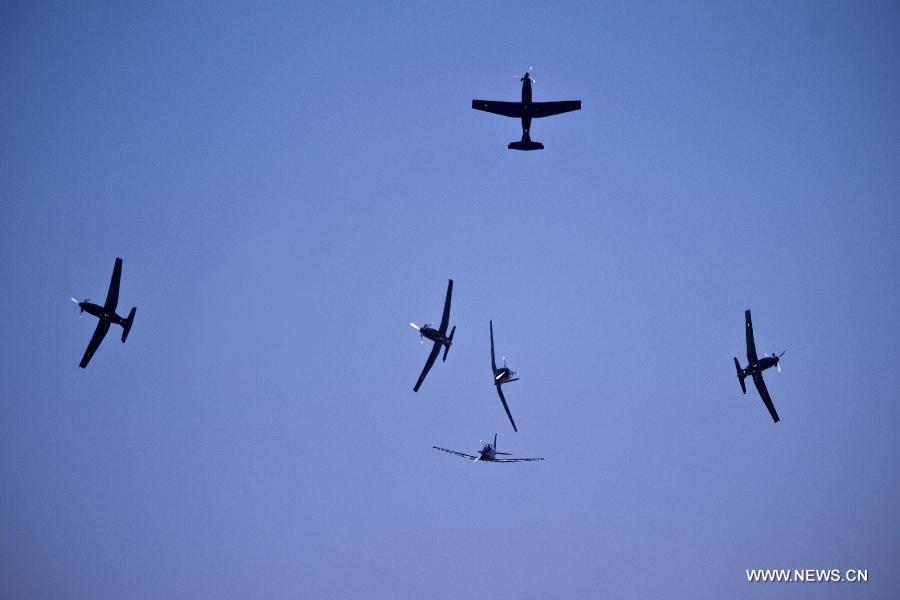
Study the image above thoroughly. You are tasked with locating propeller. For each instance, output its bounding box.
[514,67,536,82]
[410,322,432,342]
[776,350,785,372]
[70,297,87,315]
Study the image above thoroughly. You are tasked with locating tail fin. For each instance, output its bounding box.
[121,307,137,342]
[733,357,746,394]
[442,325,456,362]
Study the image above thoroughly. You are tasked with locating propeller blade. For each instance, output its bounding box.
[409,322,421,330]
[495,372,504,381]
[70,297,79,304]
[777,363,781,373]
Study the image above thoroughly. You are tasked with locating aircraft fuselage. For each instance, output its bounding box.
[79,302,126,325]
[739,356,779,377]
[494,367,518,384]
[420,326,451,346]
[520,74,533,139]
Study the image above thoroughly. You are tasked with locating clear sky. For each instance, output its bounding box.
[2,1,899,598]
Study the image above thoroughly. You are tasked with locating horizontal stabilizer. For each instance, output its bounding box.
[443,325,456,362]
[734,357,746,394]
[122,307,137,342]
[508,140,544,151]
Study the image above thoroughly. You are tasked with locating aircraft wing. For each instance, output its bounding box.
[433,446,479,461]
[527,100,581,118]
[413,341,442,392]
[751,372,780,423]
[489,320,497,372]
[79,319,111,368]
[472,100,524,118]
[439,279,453,334]
[495,384,518,432]
[495,456,544,463]
[745,309,758,363]
[104,258,123,311]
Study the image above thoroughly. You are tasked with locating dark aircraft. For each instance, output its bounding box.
[490,320,519,432]
[734,309,785,423]
[472,70,581,150]
[71,257,136,369]
[434,433,543,463]
[410,279,456,392]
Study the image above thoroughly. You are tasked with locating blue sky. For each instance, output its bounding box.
[2,1,899,598]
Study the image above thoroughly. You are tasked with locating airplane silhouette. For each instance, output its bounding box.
[734,309,785,422]
[410,279,456,392]
[433,433,543,463]
[472,70,581,150]
[71,258,136,368]
[490,320,519,432]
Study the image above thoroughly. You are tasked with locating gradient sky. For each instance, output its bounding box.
[2,2,899,598]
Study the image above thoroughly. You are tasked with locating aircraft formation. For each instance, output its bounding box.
[71,71,788,465]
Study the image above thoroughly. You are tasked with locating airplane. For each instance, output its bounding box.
[433,433,543,463]
[472,69,581,150]
[410,279,456,392]
[71,257,137,369]
[733,309,785,423]
[490,320,519,432]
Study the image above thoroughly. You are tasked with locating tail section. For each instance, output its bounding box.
[121,307,137,342]
[733,357,746,394]
[508,139,544,151]
[442,325,456,362]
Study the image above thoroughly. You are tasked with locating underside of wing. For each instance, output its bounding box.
[752,373,780,423]
[495,457,544,462]
[745,309,758,363]
[495,384,518,432]
[433,446,479,460]
[413,341,442,392]
[472,100,524,118]
[527,100,581,118]
[439,279,453,333]
[489,320,497,372]
[80,319,111,368]
[104,258,123,311]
